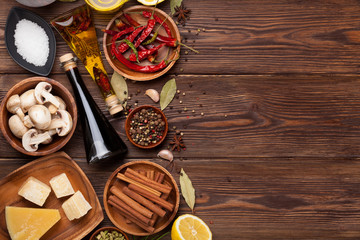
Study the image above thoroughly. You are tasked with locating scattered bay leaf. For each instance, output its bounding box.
[170,0,183,15]
[160,78,176,110]
[180,168,195,212]
[111,72,128,108]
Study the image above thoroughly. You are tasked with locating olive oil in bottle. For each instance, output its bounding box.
[51,5,122,115]
[60,53,127,164]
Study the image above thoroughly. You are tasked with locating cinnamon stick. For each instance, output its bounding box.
[154,172,160,182]
[149,170,155,180]
[108,195,152,225]
[150,173,170,227]
[123,186,166,217]
[117,173,161,197]
[108,199,155,233]
[125,168,172,195]
[110,186,153,219]
[128,183,174,212]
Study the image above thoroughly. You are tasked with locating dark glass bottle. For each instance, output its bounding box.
[60,53,127,164]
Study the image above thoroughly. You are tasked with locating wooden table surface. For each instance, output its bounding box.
[1,0,360,239]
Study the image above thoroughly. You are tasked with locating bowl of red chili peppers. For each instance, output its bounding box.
[103,5,181,81]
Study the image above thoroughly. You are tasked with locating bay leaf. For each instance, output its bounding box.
[180,168,195,211]
[110,72,128,108]
[170,0,183,15]
[160,78,176,110]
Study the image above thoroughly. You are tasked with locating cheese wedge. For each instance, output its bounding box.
[18,176,51,207]
[62,191,92,221]
[5,206,60,240]
[49,173,75,198]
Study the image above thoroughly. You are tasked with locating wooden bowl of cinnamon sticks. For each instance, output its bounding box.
[103,161,180,236]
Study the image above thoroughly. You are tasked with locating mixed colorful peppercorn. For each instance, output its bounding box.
[129,108,166,146]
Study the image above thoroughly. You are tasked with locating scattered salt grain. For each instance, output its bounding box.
[14,19,49,67]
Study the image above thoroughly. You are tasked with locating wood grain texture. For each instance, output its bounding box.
[1,0,360,239]
[1,0,360,74]
[1,74,360,159]
[2,157,360,239]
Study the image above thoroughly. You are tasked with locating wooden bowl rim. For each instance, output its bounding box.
[103,5,181,81]
[0,77,78,156]
[89,226,129,240]
[125,105,168,149]
[103,160,180,236]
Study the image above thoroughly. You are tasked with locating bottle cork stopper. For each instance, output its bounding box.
[105,95,123,115]
[59,53,74,63]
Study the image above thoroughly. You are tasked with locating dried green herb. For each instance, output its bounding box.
[111,72,128,108]
[160,78,176,110]
[170,0,183,15]
[180,168,195,212]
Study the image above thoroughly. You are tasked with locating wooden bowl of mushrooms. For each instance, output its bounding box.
[0,77,77,156]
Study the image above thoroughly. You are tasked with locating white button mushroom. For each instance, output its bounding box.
[27,105,51,130]
[34,82,60,108]
[8,115,29,138]
[6,94,25,121]
[45,96,66,114]
[20,89,37,113]
[22,129,52,152]
[47,110,73,136]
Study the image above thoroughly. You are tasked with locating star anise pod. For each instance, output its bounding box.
[173,4,191,25]
[169,133,186,152]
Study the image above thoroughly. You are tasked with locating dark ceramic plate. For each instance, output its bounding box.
[5,7,56,76]
[16,0,56,7]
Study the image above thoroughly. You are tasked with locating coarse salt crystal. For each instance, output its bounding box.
[14,19,49,67]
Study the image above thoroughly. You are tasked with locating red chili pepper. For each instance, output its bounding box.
[138,45,157,62]
[110,27,135,56]
[129,43,165,62]
[112,26,135,42]
[142,11,172,37]
[134,18,156,48]
[93,67,111,94]
[123,13,140,27]
[111,43,167,73]
[101,29,119,36]
[118,26,145,53]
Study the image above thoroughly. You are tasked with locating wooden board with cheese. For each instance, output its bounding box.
[0,152,103,240]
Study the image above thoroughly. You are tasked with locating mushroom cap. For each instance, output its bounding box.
[47,110,73,136]
[22,129,51,152]
[8,115,28,138]
[28,105,51,130]
[20,89,37,113]
[6,94,25,120]
[34,82,60,108]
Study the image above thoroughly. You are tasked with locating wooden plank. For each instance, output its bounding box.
[2,1,360,74]
[2,156,360,239]
[1,74,360,159]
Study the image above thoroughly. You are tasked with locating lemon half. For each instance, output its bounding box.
[171,214,212,240]
[137,0,165,6]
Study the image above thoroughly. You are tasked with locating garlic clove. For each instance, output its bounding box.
[145,89,160,103]
[157,149,173,162]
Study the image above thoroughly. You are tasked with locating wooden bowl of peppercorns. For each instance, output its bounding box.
[125,105,168,149]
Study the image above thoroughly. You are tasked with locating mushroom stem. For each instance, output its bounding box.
[22,129,52,152]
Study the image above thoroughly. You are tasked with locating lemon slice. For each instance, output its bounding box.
[171,214,212,240]
[137,0,165,6]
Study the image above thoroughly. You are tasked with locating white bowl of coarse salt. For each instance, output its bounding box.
[5,7,56,76]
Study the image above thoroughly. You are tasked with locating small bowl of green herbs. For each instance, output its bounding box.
[90,227,129,240]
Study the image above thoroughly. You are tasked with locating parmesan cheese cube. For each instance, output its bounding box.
[49,173,75,198]
[18,176,51,207]
[62,191,92,221]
